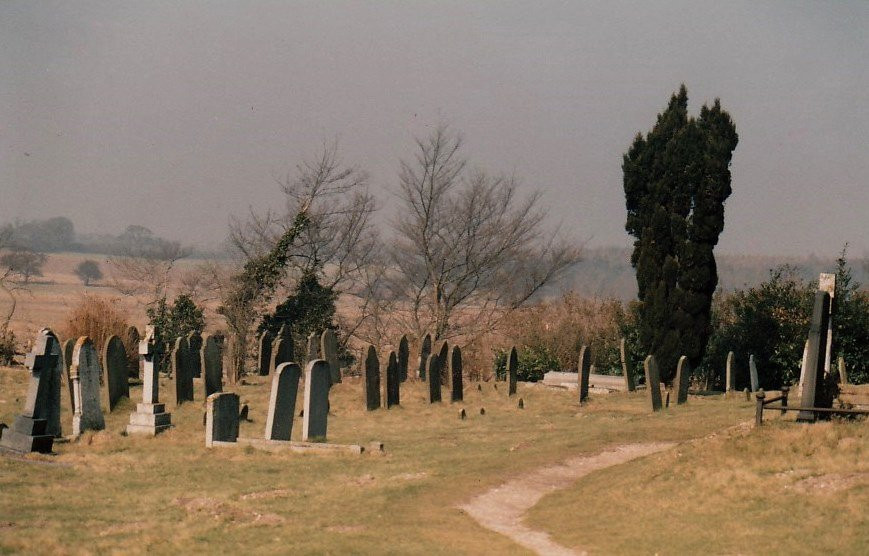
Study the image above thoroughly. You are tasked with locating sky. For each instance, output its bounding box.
[1,1,867,257]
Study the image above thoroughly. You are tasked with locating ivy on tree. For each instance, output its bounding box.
[259,268,338,348]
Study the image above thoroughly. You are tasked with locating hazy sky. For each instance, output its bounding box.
[2,1,867,256]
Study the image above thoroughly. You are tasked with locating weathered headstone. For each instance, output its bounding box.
[101,335,130,411]
[321,329,340,384]
[838,356,849,385]
[187,331,203,378]
[269,356,303,434]
[302,360,330,441]
[205,392,240,447]
[675,355,690,405]
[0,329,61,452]
[577,345,591,403]
[798,291,832,422]
[818,272,836,376]
[644,355,662,412]
[418,333,432,381]
[437,340,450,388]
[62,338,75,413]
[451,346,463,402]
[257,330,274,376]
[620,338,636,392]
[384,351,400,408]
[306,332,319,364]
[725,351,736,395]
[364,345,381,410]
[126,326,172,435]
[171,336,194,405]
[507,346,518,396]
[427,354,442,403]
[202,334,223,397]
[269,337,290,376]
[71,337,105,435]
[749,354,759,392]
[398,335,409,382]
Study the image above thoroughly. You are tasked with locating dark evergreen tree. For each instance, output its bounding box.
[623,85,738,382]
[259,268,338,350]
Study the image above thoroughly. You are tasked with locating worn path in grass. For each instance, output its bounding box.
[460,442,675,556]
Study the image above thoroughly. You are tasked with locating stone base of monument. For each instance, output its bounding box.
[0,415,54,454]
[126,403,172,436]
[209,436,380,455]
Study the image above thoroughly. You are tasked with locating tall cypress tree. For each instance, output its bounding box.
[623,85,738,382]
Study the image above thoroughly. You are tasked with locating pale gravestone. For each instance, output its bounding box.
[202,334,223,397]
[101,335,130,411]
[265,362,301,440]
[838,356,849,385]
[451,346,463,402]
[364,345,381,410]
[0,329,61,452]
[321,329,340,384]
[507,346,518,396]
[437,340,450,389]
[71,337,105,435]
[187,331,202,378]
[418,333,432,381]
[797,339,810,397]
[257,330,273,376]
[398,335,409,382]
[818,272,836,376]
[303,360,330,442]
[577,345,591,404]
[171,336,194,405]
[62,338,75,414]
[205,392,239,447]
[674,355,690,405]
[798,291,832,422]
[644,355,663,411]
[725,351,736,395]
[749,354,759,392]
[384,351,400,408]
[125,325,141,378]
[620,338,636,392]
[126,326,172,435]
[427,354,442,403]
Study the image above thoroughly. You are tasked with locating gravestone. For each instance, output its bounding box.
[126,326,172,435]
[577,345,591,404]
[797,339,810,397]
[265,363,302,440]
[620,338,636,391]
[101,335,130,411]
[125,325,141,378]
[321,329,340,384]
[818,272,836,376]
[749,354,759,392]
[418,333,432,381]
[725,351,736,395]
[675,355,690,405]
[644,355,662,411]
[451,346,463,402]
[364,345,381,410]
[269,337,292,376]
[0,329,61,452]
[202,334,223,397]
[384,351,400,408]
[507,346,518,396]
[437,340,450,388]
[257,330,274,376]
[838,356,849,385]
[798,291,832,422]
[302,360,330,441]
[205,392,240,447]
[398,335,409,382]
[306,333,319,364]
[427,354,442,403]
[187,331,203,378]
[171,336,194,405]
[62,338,75,413]
[71,337,105,435]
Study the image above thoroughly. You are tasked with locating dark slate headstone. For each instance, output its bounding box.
[101,335,130,411]
[451,346,463,402]
[507,346,518,396]
[798,291,832,422]
[437,340,449,388]
[171,336,194,405]
[427,354,442,403]
[303,360,330,441]
[418,333,432,381]
[578,345,591,404]
[268,337,290,376]
[384,351,400,408]
[398,335,409,382]
[257,330,274,376]
[62,338,75,415]
[364,345,381,411]
[306,332,319,364]
[265,362,301,441]
[187,331,202,378]
[749,354,759,392]
[71,336,105,435]
[675,355,690,405]
[644,355,663,412]
[0,329,61,453]
[321,329,340,384]
[125,325,141,378]
[620,338,636,392]
[205,392,239,447]
[202,334,223,397]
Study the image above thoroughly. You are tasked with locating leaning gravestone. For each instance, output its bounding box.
[0,329,61,453]
[126,326,172,435]
[749,354,759,392]
[101,335,130,411]
[202,334,223,397]
[269,337,292,376]
[644,355,663,412]
[578,345,591,404]
[71,337,105,435]
[398,335,409,382]
[418,333,432,381]
[428,354,442,403]
[265,362,302,441]
[798,291,832,422]
[187,331,203,378]
[302,360,331,442]
[171,336,194,405]
[725,351,736,396]
[364,345,381,410]
[508,346,519,396]
[205,392,240,447]
[675,355,690,405]
[321,329,340,384]
[451,346,463,402]
[257,330,274,376]
[62,337,76,413]
[384,351,400,408]
[620,338,636,392]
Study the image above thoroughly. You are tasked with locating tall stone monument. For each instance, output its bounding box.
[126,326,172,435]
[725,351,736,396]
[674,355,690,405]
[507,346,518,396]
[202,334,223,397]
[171,336,194,405]
[398,335,409,382]
[749,354,759,393]
[187,331,203,378]
[418,333,432,380]
[451,346,463,402]
[257,330,274,376]
[798,291,832,422]
[427,354,441,403]
[364,345,381,410]
[101,334,130,411]
[71,337,105,435]
[384,351,400,408]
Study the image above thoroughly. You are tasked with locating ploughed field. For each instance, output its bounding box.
[1,367,866,554]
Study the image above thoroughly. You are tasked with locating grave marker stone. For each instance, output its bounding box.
[620,338,636,391]
[384,351,400,408]
[302,360,330,441]
[171,336,194,405]
[124,326,141,378]
[818,272,836,376]
[71,337,105,435]
[644,355,662,411]
[364,345,381,410]
[101,335,130,411]
[187,331,202,378]
[202,334,223,397]
[749,354,759,392]
[418,333,432,381]
[798,339,810,397]
[725,351,736,395]
[126,326,172,435]
[427,354,442,403]
[257,330,274,376]
[62,338,75,413]
[578,345,591,403]
[306,332,319,364]
[675,355,690,405]
[205,392,239,447]
[798,291,832,422]
[451,346,463,402]
[437,340,450,388]
[269,337,289,376]
[321,329,340,384]
[398,335,409,382]
[264,362,302,440]
[507,346,518,396]
[838,356,848,385]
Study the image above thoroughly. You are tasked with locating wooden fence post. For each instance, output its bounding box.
[755,389,766,427]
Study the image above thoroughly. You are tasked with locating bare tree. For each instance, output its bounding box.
[1,248,47,284]
[107,226,189,303]
[388,124,581,344]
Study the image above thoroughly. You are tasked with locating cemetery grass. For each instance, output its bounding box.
[3,367,762,554]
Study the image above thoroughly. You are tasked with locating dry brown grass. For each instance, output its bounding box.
[60,294,133,353]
